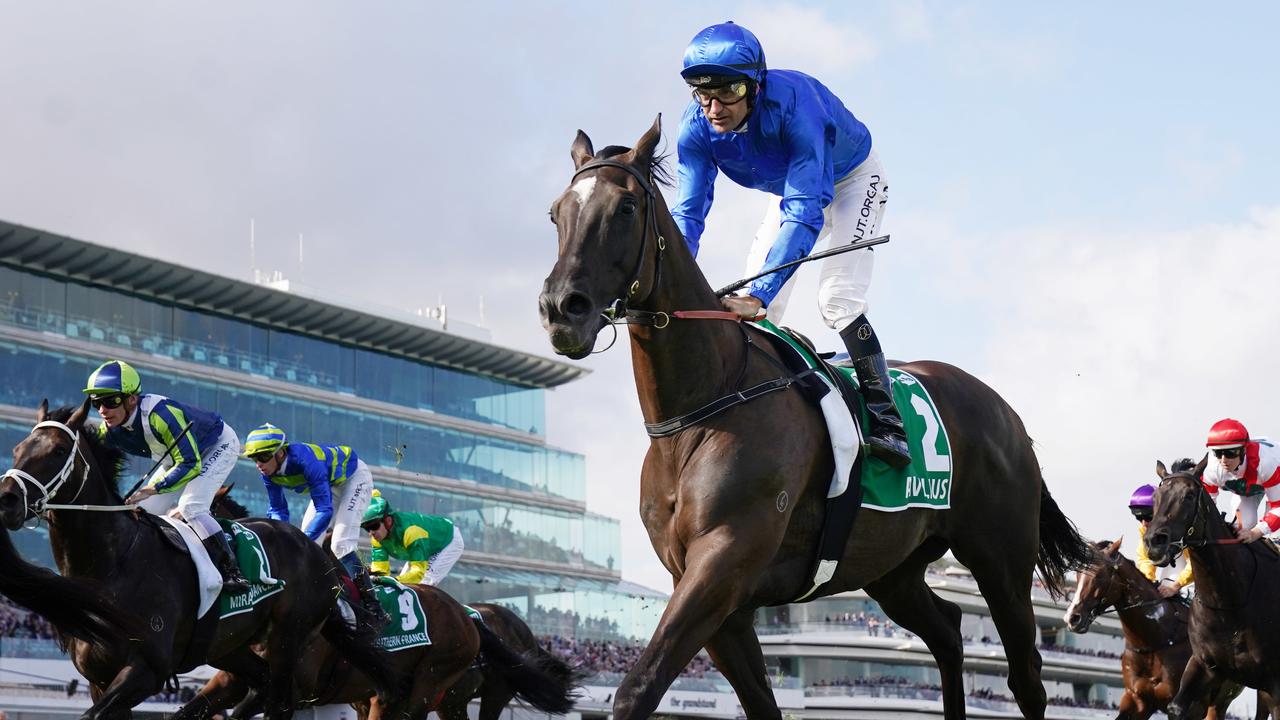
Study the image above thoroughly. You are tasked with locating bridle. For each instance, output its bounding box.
[1076,554,1188,654]
[1159,473,1240,557]
[566,158,816,437]
[1,420,132,517]
[570,159,668,326]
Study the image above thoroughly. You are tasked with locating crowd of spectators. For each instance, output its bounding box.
[540,635,717,679]
[526,605,624,641]
[0,598,58,640]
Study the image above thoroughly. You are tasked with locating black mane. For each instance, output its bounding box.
[46,407,126,499]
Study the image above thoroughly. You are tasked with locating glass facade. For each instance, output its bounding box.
[0,339,584,502]
[0,266,545,435]
[0,262,646,643]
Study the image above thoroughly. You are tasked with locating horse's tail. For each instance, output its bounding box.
[1036,481,1094,599]
[320,600,400,704]
[0,526,143,647]
[473,617,582,714]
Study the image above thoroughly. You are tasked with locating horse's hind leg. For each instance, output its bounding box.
[865,559,967,720]
[955,549,1046,719]
[702,607,783,719]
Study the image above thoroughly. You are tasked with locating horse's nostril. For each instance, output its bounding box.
[560,292,593,319]
[1068,613,1081,626]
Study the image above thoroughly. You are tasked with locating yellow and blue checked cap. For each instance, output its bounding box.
[83,360,142,395]
[243,423,287,457]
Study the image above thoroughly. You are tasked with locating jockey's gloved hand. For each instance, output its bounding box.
[721,294,765,320]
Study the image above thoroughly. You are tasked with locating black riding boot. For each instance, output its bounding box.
[351,567,390,629]
[202,532,251,595]
[841,316,911,469]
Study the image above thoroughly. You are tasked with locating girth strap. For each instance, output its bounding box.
[644,369,819,438]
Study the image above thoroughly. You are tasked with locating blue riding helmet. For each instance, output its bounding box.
[681,21,766,86]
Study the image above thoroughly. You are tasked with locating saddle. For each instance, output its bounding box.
[747,323,867,603]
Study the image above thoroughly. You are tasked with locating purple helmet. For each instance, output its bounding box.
[1129,484,1155,508]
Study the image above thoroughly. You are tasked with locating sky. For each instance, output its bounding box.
[2,0,1278,663]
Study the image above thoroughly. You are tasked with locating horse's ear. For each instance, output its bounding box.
[36,399,49,423]
[1156,460,1168,479]
[68,397,91,429]
[571,130,594,170]
[1194,454,1208,478]
[1113,535,1124,552]
[632,114,662,166]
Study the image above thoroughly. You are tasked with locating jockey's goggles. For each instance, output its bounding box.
[690,80,750,107]
[90,394,126,410]
[248,450,278,464]
[360,519,384,533]
[1129,506,1152,522]
[1212,447,1244,459]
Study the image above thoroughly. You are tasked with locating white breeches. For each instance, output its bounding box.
[141,424,239,540]
[301,460,373,558]
[745,150,889,331]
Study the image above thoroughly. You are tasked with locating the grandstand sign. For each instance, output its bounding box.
[578,685,803,718]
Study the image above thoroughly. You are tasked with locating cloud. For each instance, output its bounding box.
[738,3,879,77]
[976,205,1280,545]
[890,0,935,43]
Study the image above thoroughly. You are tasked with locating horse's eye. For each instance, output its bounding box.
[620,200,636,216]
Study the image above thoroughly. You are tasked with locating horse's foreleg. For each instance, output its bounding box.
[79,660,164,720]
[702,608,782,719]
[173,671,250,720]
[957,555,1046,720]
[613,541,763,720]
[1166,656,1212,720]
[865,565,967,720]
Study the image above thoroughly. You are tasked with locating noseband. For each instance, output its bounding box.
[571,159,667,322]
[2,420,131,515]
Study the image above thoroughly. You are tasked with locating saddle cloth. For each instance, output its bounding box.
[750,320,955,511]
[372,576,431,651]
[157,514,224,618]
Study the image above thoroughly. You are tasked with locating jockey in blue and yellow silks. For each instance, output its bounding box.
[672,21,909,469]
[84,360,250,593]
[242,423,389,626]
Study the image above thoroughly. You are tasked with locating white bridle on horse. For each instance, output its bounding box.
[1,420,136,516]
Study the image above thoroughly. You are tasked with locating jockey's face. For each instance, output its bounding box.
[95,394,138,428]
[695,82,752,134]
[1214,446,1245,473]
[365,517,391,542]
[253,449,286,475]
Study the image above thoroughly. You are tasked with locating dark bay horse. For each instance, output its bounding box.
[0,400,396,720]
[539,118,1093,720]
[185,492,579,720]
[0,524,143,649]
[436,603,585,720]
[1148,459,1280,720]
[1064,538,1244,719]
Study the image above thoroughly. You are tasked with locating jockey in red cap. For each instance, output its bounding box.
[1201,418,1280,543]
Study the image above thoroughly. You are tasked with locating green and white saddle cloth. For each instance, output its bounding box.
[372,576,431,651]
[750,320,954,511]
[217,519,286,618]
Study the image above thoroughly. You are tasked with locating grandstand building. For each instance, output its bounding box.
[0,219,1193,718]
[0,218,664,716]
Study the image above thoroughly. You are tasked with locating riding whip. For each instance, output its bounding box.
[714,234,890,298]
[122,420,196,500]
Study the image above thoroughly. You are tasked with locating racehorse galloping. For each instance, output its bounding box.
[1148,459,1280,720]
[539,118,1093,720]
[0,524,143,649]
[435,603,585,720]
[1064,538,1243,719]
[0,401,396,720]
[180,491,578,720]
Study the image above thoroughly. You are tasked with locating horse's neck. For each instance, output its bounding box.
[1185,498,1254,610]
[1114,566,1182,644]
[1187,542,1254,611]
[48,448,135,580]
[627,212,752,426]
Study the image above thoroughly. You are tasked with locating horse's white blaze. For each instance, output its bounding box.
[1063,570,1088,623]
[571,177,597,208]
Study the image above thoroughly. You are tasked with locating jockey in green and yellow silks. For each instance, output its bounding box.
[361,490,464,586]
[243,423,389,627]
[84,360,250,594]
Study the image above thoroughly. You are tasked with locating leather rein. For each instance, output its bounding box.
[570,159,816,438]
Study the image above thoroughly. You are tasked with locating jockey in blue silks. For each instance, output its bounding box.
[672,21,909,468]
